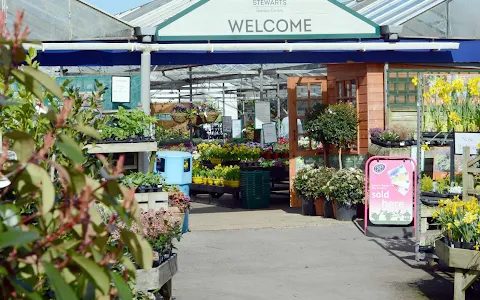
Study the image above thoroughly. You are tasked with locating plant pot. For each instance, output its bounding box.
[335,202,356,221]
[202,177,208,184]
[210,158,221,166]
[356,203,365,219]
[323,200,334,218]
[171,112,188,123]
[213,179,221,186]
[452,241,462,248]
[273,152,280,159]
[207,178,214,185]
[300,195,316,216]
[263,153,272,159]
[192,177,203,184]
[230,180,240,188]
[280,152,289,158]
[463,242,475,250]
[314,197,325,216]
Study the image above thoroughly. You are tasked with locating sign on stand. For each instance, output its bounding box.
[222,116,232,134]
[254,101,271,129]
[262,123,277,144]
[232,119,242,139]
[112,76,131,103]
[365,157,417,233]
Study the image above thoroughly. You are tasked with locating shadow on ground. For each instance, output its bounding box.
[354,219,480,299]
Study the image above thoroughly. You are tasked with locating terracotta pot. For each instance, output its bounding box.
[273,152,279,159]
[264,153,272,159]
[314,197,325,216]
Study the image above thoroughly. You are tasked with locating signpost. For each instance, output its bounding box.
[262,122,277,144]
[365,156,417,235]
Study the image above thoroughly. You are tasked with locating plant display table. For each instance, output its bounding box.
[435,240,480,300]
[85,141,158,154]
[190,184,241,208]
[135,254,178,299]
[135,191,169,211]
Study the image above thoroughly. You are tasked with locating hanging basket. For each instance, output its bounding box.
[245,130,254,141]
[201,112,220,124]
[171,113,188,123]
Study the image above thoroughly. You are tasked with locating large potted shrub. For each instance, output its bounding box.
[314,167,336,218]
[317,103,358,169]
[293,167,316,216]
[325,168,365,221]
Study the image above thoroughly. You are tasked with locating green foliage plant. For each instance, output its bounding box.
[101,107,157,141]
[325,168,365,206]
[318,103,358,169]
[421,174,434,193]
[0,13,153,299]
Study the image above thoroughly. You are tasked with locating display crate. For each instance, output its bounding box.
[240,170,270,209]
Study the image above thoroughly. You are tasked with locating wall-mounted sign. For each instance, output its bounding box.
[156,0,379,41]
[112,76,131,103]
[156,114,173,121]
[454,133,480,155]
[367,158,415,226]
[255,101,271,129]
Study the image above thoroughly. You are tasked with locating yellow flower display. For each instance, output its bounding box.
[433,195,480,248]
[422,75,480,132]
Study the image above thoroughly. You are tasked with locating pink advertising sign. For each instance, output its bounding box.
[368,158,415,225]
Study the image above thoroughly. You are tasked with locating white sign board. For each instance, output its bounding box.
[156,0,379,41]
[223,116,232,133]
[454,133,480,155]
[112,77,131,103]
[263,123,277,144]
[232,119,242,139]
[255,101,271,129]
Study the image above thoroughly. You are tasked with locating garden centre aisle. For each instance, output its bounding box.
[174,211,480,300]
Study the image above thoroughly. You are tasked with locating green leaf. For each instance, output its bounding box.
[22,66,64,100]
[43,262,79,300]
[5,131,34,163]
[14,46,27,63]
[7,276,42,300]
[74,124,101,140]
[119,256,136,276]
[110,272,133,300]
[13,164,55,214]
[10,69,43,101]
[58,134,84,164]
[0,228,39,249]
[120,230,153,270]
[71,254,110,295]
[68,168,86,194]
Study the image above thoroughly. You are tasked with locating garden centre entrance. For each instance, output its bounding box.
[287,76,327,207]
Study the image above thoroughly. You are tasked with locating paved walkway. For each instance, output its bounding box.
[173,203,480,300]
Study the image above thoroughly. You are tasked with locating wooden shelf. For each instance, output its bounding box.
[85,142,157,154]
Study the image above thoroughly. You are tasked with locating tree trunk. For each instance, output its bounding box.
[338,147,342,170]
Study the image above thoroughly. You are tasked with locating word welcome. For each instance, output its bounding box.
[228,19,312,33]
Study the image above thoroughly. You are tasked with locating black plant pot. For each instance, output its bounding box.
[453,241,462,248]
[323,200,334,218]
[463,242,475,250]
[138,187,146,193]
[335,202,357,221]
[385,141,392,148]
[300,195,316,216]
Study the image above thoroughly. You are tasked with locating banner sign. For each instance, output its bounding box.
[367,158,415,226]
[156,0,379,41]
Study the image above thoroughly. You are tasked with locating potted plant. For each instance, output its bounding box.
[100,107,157,143]
[315,103,358,169]
[293,167,316,216]
[325,168,365,221]
[198,102,220,124]
[314,167,336,218]
[224,165,241,188]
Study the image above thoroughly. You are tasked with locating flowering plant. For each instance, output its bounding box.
[274,137,289,153]
[197,102,218,112]
[414,75,480,132]
[172,103,187,113]
[325,168,365,205]
[432,196,480,248]
[168,190,191,213]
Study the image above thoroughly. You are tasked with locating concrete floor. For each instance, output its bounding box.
[172,202,480,300]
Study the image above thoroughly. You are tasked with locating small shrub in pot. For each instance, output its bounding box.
[325,168,365,221]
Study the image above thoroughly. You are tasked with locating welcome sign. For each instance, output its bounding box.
[368,158,415,226]
[156,0,379,41]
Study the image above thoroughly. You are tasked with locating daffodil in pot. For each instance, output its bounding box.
[325,168,365,221]
[224,166,241,188]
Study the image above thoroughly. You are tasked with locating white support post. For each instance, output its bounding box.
[140,50,152,173]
